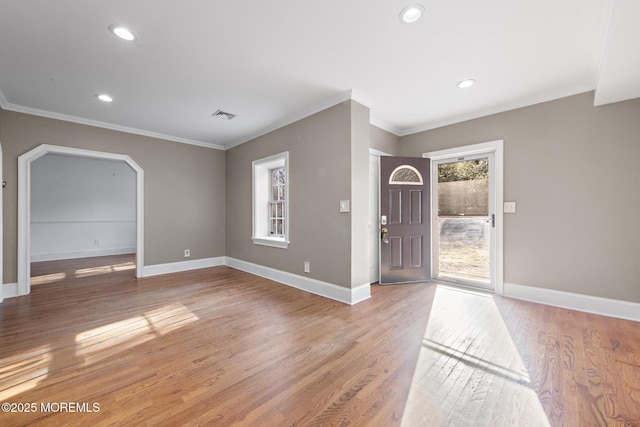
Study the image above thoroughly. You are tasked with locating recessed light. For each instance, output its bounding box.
[109,25,135,41]
[457,79,475,89]
[96,94,113,102]
[400,4,425,24]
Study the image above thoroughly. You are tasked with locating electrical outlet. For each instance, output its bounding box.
[304,261,310,273]
[184,249,191,258]
[94,239,100,246]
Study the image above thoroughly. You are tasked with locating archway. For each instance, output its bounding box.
[17,144,144,296]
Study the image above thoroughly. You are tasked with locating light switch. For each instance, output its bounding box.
[504,201,517,213]
[339,200,350,212]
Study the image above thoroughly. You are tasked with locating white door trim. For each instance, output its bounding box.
[17,144,144,296]
[423,140,504,295]
[0,141,3,303]
[368,148,391,283]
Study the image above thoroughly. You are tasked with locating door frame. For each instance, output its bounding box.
[432,151,495,290]
[0,141,3,302]
[369,149,391,283]
[378,156,431,284]
[423,140,504,295]
[17,144,144,296]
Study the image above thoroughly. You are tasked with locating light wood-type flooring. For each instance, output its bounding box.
[1,255,639,426]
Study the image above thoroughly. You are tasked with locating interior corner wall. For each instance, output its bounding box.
[399,91,640,303]
[0,110,226,284]
[350,101,370,287]
[225,101,354,288]
[370,125,400,155]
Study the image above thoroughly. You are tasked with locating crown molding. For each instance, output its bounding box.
[591,0,616,98]
[3,86,599,150]
[224,90,358,150]
[1,88,382,151]
[369,115,402,136]
[0,99,225,150]
[398,85,595,136]
[0,88,8,109]
[593,0,640,106]
[224,89,407,149]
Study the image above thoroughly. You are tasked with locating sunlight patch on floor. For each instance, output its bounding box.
[0,345,52,400]
[143,303,201,336]
[74,265,113,278]
[401,285,550,426]
[74,261,135,277]
[112,261,136,271]
[30,272,67,285]
[74,303,199,366]
[32,259,136,283]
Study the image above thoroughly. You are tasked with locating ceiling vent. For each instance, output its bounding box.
[212,109,236,120]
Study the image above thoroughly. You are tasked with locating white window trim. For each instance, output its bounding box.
[252,152,290,249]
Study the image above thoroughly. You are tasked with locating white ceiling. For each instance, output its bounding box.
[0,0,637,150]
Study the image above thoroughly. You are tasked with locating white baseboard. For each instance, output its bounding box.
[31,247,136,262]
[350,282,372,305]
[6,258,637,318]
[3,255,370,306]
[2,283,19,299]
[503,282,640,322]
[225,257,371,305]
[142,257,226,277]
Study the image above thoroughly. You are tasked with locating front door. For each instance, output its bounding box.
[379,156,430,284]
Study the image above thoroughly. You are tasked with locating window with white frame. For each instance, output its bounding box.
[269,167,286,237]
[252,152,289,248]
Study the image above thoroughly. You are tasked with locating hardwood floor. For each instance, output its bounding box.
[1,256,639,426]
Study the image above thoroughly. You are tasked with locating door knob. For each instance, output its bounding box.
[381,227,389,244]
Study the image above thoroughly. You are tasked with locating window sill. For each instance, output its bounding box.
[252,236,289,249]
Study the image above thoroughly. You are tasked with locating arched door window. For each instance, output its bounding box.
[388,165,423,185]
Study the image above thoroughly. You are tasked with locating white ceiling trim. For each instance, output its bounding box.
[1,1,636,151]
[224,89,407,147]
[369,116,402,136]
[594,0,640,106]
[0,88,8,109]
[349,90,403,136]
[0,89,225,151]
[398,84,595,136]
[224,90,358,150]
[590,0,616,97]
[348,90,368,108]
[1,86,398,150]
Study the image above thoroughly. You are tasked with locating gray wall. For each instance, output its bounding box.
[0,109,226,283]
[399,92,640,303]
[4,91,638,304]
[370,125,400,155]
[226,100,369,288]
